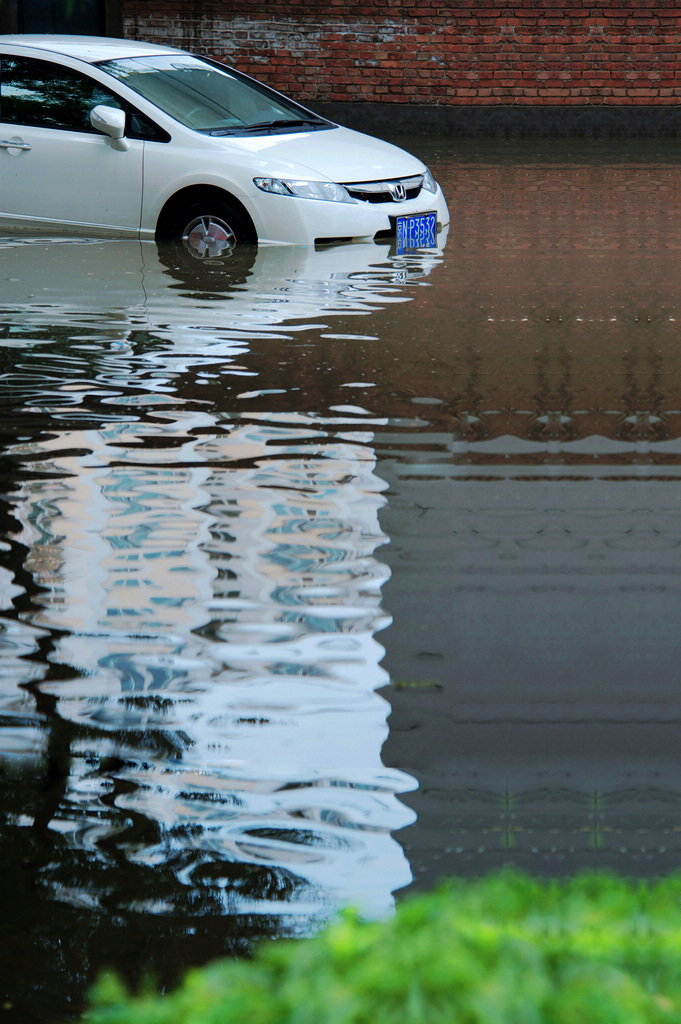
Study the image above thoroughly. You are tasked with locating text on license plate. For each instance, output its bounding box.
[396,211,437,254]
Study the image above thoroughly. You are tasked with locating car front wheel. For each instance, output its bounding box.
[161,200,256,259]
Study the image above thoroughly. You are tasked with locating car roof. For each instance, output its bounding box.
[0,34,184,63]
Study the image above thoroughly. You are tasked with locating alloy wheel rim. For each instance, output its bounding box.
[182,215,237,259]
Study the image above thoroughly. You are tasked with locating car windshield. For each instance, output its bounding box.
[97,53,333,135]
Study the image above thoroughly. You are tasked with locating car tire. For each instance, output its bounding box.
[162,199,256,259]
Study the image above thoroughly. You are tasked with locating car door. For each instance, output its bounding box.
[0,53,144,233]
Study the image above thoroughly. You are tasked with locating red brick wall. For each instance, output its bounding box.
[122,1,681,108]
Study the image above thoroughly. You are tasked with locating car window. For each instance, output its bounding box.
[0,55,169,141]
[0,55,117,130]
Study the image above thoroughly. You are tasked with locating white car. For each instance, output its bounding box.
[0,34,449,255]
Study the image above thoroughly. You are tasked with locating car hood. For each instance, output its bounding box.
[222,125,426,184]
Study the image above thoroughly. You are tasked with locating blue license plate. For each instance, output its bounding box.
[396,211,437,254]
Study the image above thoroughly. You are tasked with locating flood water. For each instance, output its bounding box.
[3,137,681,1020]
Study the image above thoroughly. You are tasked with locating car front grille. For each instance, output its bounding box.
[343,175,424,204]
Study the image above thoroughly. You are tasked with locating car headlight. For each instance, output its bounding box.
[421,168,438,194]
[253,177,355,204]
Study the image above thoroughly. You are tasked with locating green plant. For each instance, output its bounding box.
[83,872,681,1024]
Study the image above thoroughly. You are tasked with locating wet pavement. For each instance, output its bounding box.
[2,136,681,1020]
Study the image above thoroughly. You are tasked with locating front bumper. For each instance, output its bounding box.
[248,185,450,246]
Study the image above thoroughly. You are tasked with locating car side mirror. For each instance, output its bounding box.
[90,105,129,150]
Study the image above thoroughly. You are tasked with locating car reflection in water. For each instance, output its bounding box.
[0,234,445,955]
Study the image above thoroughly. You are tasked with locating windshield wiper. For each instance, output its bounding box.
[206,126,244,136]
[209,118,329,136]
[208,118,331,137]
[246,118,328,130]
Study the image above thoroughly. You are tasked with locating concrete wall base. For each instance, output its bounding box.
[316,102,681,137]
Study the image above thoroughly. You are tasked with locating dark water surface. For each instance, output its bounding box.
[3,137,681,1020]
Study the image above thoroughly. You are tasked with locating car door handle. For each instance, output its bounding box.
[0,139,32,150]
